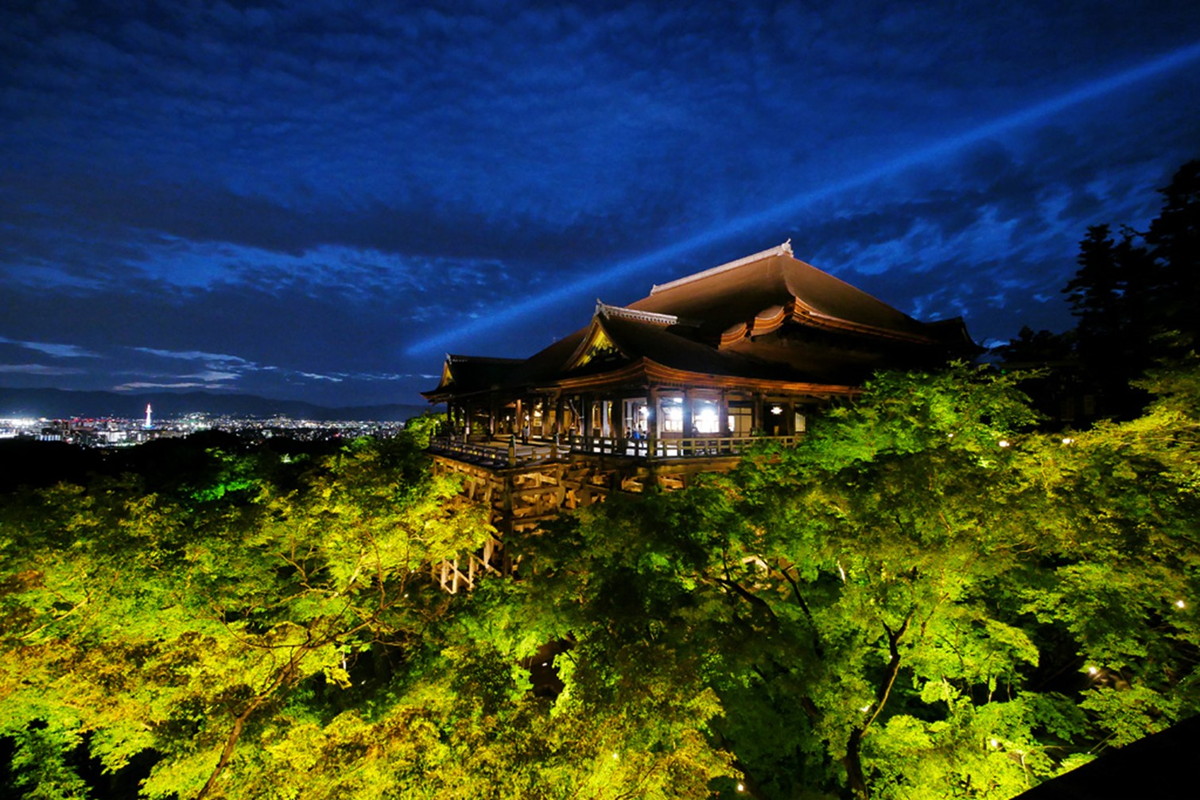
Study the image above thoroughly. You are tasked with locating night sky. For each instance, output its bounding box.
[2,2,1198,409]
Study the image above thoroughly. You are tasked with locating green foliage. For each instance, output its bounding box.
[403,411,447,449]
[0,437,493,799]
[503,364,1200,799]
[4,363,1200,798]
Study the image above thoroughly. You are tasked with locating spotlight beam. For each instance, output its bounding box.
[406,40,1200,356]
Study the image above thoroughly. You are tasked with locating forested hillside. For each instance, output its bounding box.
[3,361,1199,799]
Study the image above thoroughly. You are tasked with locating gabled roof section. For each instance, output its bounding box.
[562,313,629,373]
[422,353,523,399]
[631,241,968,348]
[598,313,816,381]
[421,243,978,403]
[650,241,795,295]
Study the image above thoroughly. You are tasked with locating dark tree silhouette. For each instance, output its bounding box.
[1004,159,1200,421]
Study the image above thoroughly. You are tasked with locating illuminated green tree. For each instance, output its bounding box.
[0,438,492,799]
[0,432,731,799]
[504,364,1200,799]
[4,363,1200,799]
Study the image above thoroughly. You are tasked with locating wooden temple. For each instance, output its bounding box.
[422,242,976,591]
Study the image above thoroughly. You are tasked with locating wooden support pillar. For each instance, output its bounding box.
[719,390,730,437]
[681,389,693,438]
[515,397,526,442]
[581,394,593,437]
[647,386,659,457]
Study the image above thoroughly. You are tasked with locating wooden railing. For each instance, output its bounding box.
[566,433,799,458]
[429,433,800,466]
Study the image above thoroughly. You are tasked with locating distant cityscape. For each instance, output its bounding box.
[0,403,409,448]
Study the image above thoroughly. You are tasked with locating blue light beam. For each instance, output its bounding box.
[406,40,1200,356]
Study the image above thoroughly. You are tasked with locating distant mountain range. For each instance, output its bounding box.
[0,388,431,422]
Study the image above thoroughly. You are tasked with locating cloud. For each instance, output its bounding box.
[0,363,86,375]
[111,381,228,391]
[133,347,250,364]
[0,336,100,358]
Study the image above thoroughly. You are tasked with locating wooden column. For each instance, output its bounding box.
[681,389,693,438]
[647,386,659,456]
[719,390,731,437]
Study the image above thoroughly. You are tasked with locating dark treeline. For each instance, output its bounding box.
[1000,159,1200,421]
[2,164,1200,799]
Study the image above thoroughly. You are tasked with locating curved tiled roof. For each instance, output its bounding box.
[631,244,956,345]
[424,244,976,399]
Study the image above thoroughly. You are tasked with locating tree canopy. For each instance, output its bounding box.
[1002,159,1200,420]
[3,364,1200,799]
[518,363,1200,797]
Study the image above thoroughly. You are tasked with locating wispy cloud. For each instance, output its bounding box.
[133,347,249,363]
[112,381,228,391]
[0,336,101,358]
[0,364,86,375]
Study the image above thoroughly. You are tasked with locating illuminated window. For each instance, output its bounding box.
[661,398,683,433]
[694,400,720,434]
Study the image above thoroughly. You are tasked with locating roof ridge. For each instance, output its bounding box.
[594,300,679,326]
[446,354,524,364]
[649,240,793,295]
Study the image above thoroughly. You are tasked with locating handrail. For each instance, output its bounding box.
[565,433,799,458]
[429,433,800,466]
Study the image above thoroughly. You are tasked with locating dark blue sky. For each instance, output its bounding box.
[2,1,1198,409]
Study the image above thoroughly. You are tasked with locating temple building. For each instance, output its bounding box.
[421,242,976,590]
